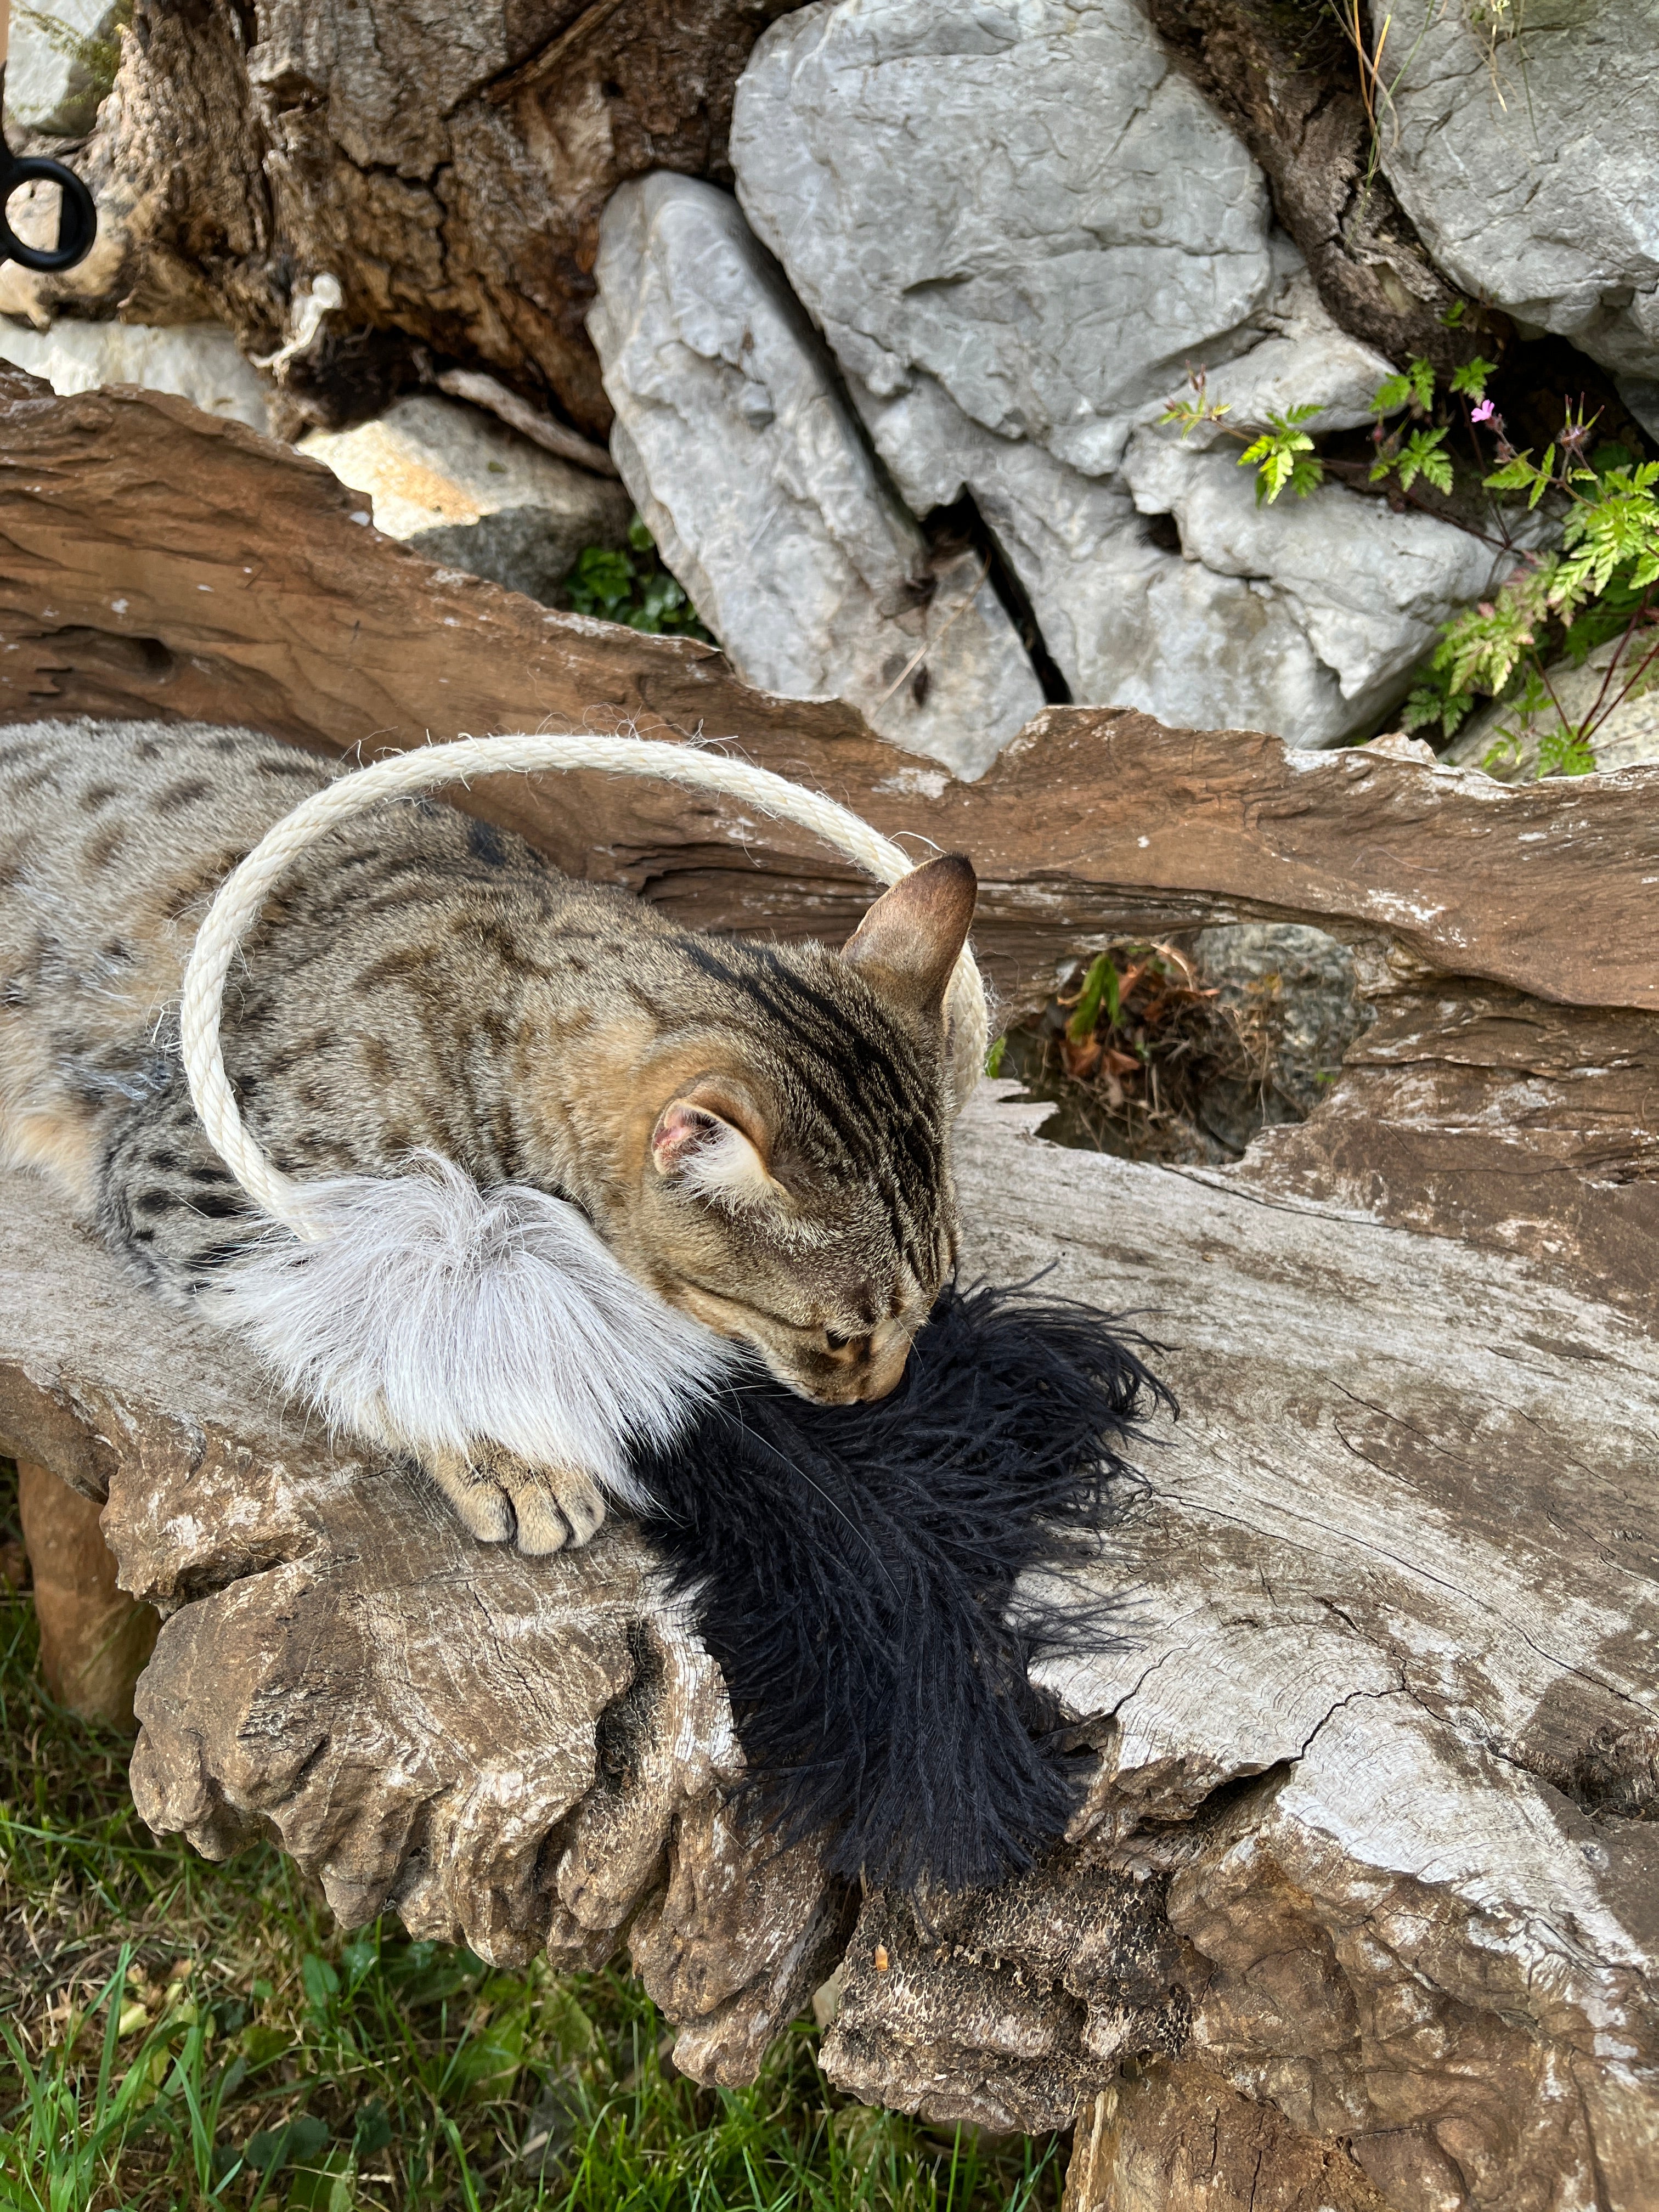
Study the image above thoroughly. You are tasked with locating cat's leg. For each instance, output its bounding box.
[424,1443,607,1555]
[95,1074,264,1299]
[97,1075,681,1558]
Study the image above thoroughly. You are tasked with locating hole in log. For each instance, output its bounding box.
[1570,1724,1659,1820]
[998,923,1371,1166]
[46,629,178,685]
[592,1617,665,1791]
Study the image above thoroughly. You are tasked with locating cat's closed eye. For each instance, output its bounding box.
[824,1329,854,1350]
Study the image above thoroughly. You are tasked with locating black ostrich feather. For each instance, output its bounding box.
[631,1281,1172,1894]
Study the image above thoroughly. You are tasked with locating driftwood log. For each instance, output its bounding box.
[3,372,1658,2209]
[2,0,804,437]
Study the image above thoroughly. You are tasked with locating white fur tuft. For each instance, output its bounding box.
[675,1120,775,1214]
[208,1157,738,1503]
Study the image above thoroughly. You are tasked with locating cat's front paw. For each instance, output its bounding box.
[427,1443,607,1555]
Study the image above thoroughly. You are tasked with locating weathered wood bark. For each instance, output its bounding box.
[1139,0,1475,376]
[1065,2069,1392,2212]
[3,369,1658,2207]
[2,1075,1655,2205]
[5,0,805,435]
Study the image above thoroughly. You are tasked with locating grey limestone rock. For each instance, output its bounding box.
[2,0,122,138]
[730,0,1513,746]
[299,394,632,608]
[1117,415,1507,737]
[1381,3,1659,383]
[588,173,1043,780]
[732,0,1278,466]
[0,317,275,433]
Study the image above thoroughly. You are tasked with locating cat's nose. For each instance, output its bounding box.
[850,1322,910,1402]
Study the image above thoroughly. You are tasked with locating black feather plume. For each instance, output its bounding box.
[632,1282,1172,1894]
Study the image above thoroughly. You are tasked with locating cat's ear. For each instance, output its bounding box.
[651,1092,779,1212]
[841,853,977,1019]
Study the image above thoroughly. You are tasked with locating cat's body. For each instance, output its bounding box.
[1,718,976,1550]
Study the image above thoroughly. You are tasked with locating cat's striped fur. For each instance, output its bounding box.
[0,719,977,1551]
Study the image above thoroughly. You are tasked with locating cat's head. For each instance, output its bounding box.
[623,854,978,1405]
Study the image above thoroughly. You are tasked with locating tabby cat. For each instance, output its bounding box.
[0,719,978,1554]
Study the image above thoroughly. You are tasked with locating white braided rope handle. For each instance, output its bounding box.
[179,732,988,1243]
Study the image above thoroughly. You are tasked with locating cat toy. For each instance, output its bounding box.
[179,732,1168,1892]
[0,1,100,275]
[178,731,988,1234]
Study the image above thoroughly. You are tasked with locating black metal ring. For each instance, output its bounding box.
[0,155,98,273]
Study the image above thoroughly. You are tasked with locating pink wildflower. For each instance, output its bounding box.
[1470,399,1496,423]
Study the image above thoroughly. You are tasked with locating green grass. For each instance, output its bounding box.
[0,1461,1065,2211]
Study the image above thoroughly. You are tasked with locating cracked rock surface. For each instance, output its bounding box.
[589,174,1042,778]
[1381,3,1659,388]
[729,0,1502,746]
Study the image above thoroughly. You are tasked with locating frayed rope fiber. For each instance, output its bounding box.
[632,1282,1173,1895]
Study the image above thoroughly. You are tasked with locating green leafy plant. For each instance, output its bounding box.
[1158,375,1326,505]
[1237,407,1324,505]
[1165,340,1658,777]
[1378,424,1453,495]
[1160,348,1471,509]
[1402,419,1659,766]
[1365,353,1466,495]
[562,515,713,640]
[1372,357,1437,416]
[1535,724,1599,777]
[1448,356,1498,402]
[1064,953,1121,1047]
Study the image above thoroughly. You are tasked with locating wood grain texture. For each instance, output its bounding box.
[2,1085,1655,2205]
[1064,2068,1392,2212]
[3,370,1657,1020]
[819,1093,1659,2207]
[1227,981,1659,1324]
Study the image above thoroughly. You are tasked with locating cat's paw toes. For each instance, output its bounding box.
[427,1445,606,1554]
[443,1470,517,1545]
[508,1464,607,1555]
